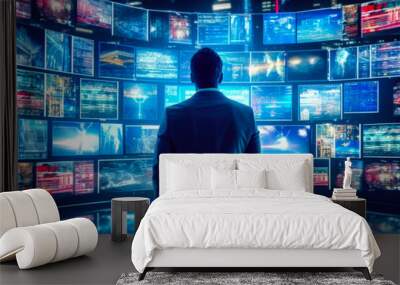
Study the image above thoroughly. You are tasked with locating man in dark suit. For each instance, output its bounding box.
[153,47,260,196]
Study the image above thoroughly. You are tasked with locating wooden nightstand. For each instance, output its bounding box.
[331,198,366,218]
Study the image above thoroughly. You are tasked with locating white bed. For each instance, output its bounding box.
[131,154,380,280]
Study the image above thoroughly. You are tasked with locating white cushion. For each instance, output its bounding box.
[237,169,267,189]
[212,169,236,190]
[167,162,212,191]
[238,159,308,191]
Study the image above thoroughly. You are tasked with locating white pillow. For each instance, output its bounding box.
[237,159,308,192]
[236,169,267,189]
[211,169,268,190]
[167,162,212,191]
[212,169,237,190]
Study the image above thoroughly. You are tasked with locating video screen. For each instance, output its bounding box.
[164,85,195,107]
[250,51,285,82]
[98,42,135,80]
[17,162,33,190]
[263,13,296,45]
[16,69,44,117]
[296,8,343,43]
[316,124,360,158]
[76,0,112,30]
[394,81,400,116]
[334,124,361,158]
[98,158,153,192]
[219,85,250,105]
[125,125,159,154]
[316,124,335,158]
[149,11,169,43]
[36,161,73,195]
[100,123,123,155]
[343,81,379,113]
[45,74,76,118]
[258,125,310,154]
[343,4,359,38]
[371,41,400,77]
[45,30,71,73]
[80,79,118,120]
[358,45,371,79]
[74,161,95,195]
[230,14,252,44]
[35,0,73,26]
[329,47,357,80]
[219,52,250,82]
[251,85,292,121]
[313,159,330,187]
[136,48,178,80]
[298,84,342,121]
[112,3,148,41]
[179,50,196,82]
[18,119,47,160]
[364,160,400,191]
[169,13,192,44]
[363,124,400,157]
[332,159,364,190]
[72,36,94,76]
[361,0,400,37]
[123,82,158,120]
[16,24,44,68]
[197,13,230,45]
[16,0,31,19]
[286,50,328,81]
[52,121,100,156]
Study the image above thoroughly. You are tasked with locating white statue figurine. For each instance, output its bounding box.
[343,157,353,190]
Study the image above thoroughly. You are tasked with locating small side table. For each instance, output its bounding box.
[111,197,150,242]
[331,198,366,218]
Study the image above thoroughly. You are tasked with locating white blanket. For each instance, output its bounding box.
[131,190,380,273]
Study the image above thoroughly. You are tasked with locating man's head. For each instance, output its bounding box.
[190,48,223,89]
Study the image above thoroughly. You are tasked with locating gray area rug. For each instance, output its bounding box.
[116,272,396,285]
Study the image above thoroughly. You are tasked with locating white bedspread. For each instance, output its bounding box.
[131,190,380,273]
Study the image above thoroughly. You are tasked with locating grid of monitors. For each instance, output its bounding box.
[15,3,400,218]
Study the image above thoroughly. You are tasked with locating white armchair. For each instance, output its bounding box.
[0,189,98,269]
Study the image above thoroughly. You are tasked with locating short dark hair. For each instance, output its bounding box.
[190,48,223,88]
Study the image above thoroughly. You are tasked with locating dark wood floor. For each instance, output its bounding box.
[1,234,399,285]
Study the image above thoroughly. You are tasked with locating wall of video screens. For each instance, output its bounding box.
[16,0,400,230]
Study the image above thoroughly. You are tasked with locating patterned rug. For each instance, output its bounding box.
[116,271,396,285]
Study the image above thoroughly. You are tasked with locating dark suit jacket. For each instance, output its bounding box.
[153,89,261,196]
